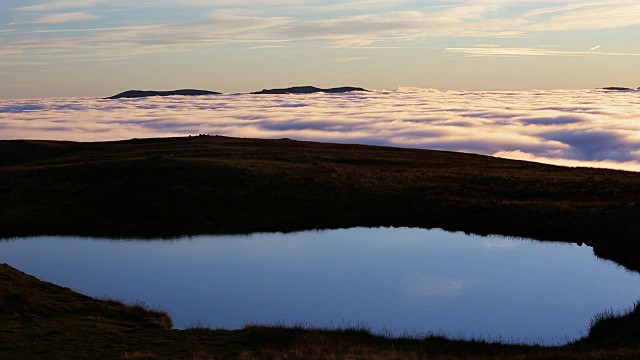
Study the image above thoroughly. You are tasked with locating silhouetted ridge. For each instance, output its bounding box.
[602,87,637,91]
[251,86,369,94]
[107,89,221,99]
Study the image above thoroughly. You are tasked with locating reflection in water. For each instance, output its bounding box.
[401,273,468,306]
[1,227,639,345]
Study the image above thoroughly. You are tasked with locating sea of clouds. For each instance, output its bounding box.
[1,88,639,171]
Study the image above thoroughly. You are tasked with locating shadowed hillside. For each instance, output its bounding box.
[2,135,640,359]
[1,135,639,269]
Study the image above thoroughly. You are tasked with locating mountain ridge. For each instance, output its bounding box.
[107,89,222,99]
[251,86,369,94]
[106,86,369,99]
[106,86,638,99]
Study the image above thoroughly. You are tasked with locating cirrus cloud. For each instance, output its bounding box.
[5,0,640,58]
[27,11,99,24]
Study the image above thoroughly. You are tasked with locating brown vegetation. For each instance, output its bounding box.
[1,135,640,359]
[2,135,639,268]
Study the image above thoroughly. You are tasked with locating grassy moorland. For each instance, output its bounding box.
[1,135,640,359]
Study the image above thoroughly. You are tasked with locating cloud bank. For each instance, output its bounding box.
[1,88,639,171]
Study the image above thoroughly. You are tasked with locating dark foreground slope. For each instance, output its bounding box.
[1,135,639,269]
[2,136,640,359]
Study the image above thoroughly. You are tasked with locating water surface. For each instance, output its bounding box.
[2,227,639,345]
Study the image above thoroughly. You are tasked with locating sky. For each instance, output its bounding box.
[1,0,640,98]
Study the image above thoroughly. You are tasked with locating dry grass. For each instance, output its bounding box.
[2,136,640,269]
[1,136,640,359]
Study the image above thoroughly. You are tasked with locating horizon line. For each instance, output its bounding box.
[2,85,639,100]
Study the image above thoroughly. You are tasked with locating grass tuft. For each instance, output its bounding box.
[96,296,173,329]
[186,319,213,330]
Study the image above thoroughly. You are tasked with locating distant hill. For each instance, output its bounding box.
[251,86,369,94]
[106,86,369,98]
[602,87,638,91]
[107,89,222,99]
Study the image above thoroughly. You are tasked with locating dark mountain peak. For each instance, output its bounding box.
[251,86,369,95]
[107,89,222,99]
[602,87,636,91]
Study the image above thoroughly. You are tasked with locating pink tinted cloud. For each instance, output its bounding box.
[0,88,639,171]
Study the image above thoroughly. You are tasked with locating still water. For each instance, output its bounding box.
[2,227,640,345]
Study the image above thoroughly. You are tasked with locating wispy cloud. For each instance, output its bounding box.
[335,57,367,62]
[522,0,640,31]
[446,45,640,57]
[17,0,118,11]
[4,1,640,59]
[0,61,49,66]
[248,44,292,49]
[27,12,99,24]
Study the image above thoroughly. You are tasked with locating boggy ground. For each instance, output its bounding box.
[1,135,640,359]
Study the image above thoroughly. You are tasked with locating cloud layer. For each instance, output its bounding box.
[1,88,639,171]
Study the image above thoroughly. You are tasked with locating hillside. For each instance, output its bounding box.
[2,135,640,359]
[2,135,639,268]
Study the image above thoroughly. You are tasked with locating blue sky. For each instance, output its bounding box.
[1,0,640,98]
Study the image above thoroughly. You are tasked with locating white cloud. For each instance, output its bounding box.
[446,45,640,57]
[1,88,639,172]
[494,150,640,172]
